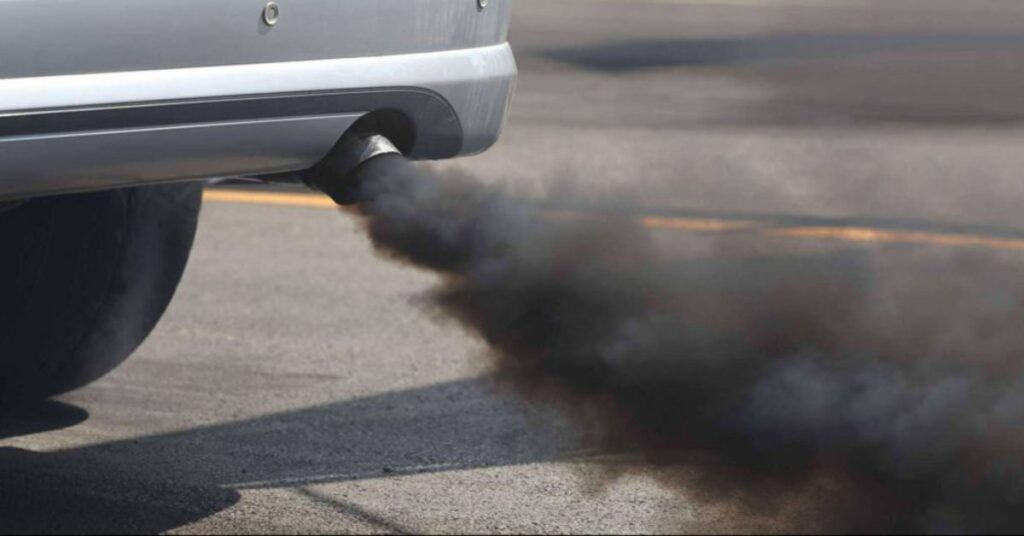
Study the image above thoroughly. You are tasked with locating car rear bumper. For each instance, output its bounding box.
[0,43,516,201]
[0,0,516,201]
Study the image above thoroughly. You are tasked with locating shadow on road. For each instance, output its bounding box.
[540,32,1024,126]
[0,377,586,533]
[543,32,1024,72]
[0,400,88,441]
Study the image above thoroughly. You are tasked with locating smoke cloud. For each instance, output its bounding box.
[345,155,1024,532]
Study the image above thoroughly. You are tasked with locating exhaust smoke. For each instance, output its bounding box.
[339,153,1024,532]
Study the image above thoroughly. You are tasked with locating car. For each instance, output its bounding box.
[0,0,516,402]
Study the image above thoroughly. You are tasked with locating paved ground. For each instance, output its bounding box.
[5,0,1024,533]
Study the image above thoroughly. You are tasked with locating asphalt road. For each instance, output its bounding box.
[6,0,1024,533]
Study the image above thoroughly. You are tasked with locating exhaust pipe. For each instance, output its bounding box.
[302,131,402,205]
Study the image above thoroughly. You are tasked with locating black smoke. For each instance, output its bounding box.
[345,155,1024,532]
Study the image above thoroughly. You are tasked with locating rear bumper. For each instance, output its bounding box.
[0,43,516,200]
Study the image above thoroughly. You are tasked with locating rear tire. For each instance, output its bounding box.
[0,183,201,402]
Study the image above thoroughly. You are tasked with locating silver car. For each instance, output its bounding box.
[0,0,516,401]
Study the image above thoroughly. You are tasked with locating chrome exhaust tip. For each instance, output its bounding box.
[303,132,402,205]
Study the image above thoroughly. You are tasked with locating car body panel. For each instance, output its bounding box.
[0,0,516,200]
[0,0,512,78]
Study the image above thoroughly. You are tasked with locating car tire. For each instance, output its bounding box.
[0,183,202,403]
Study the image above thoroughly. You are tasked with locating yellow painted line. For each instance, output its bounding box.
[767,226,1024,251]
[203,188,337,209]
[640,215,757,232]
[545,209,758,232]
[203,188,1024,252]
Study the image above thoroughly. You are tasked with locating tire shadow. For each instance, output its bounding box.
[0,399,239,534]
[0,400,88,440]
[0,376,586,533]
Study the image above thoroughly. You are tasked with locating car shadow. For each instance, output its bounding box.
[0,376,589,533]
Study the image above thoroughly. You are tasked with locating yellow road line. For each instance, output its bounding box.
[204,188,337,209]
[203,188,1024,252]
[768,226,1024,251]
[640,215,757,232]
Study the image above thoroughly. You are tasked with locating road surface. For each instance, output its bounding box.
[5,0,1024,532]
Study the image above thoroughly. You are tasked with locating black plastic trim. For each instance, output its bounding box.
[0,88,462,159]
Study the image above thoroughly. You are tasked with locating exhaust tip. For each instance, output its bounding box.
[303,132,402,205]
